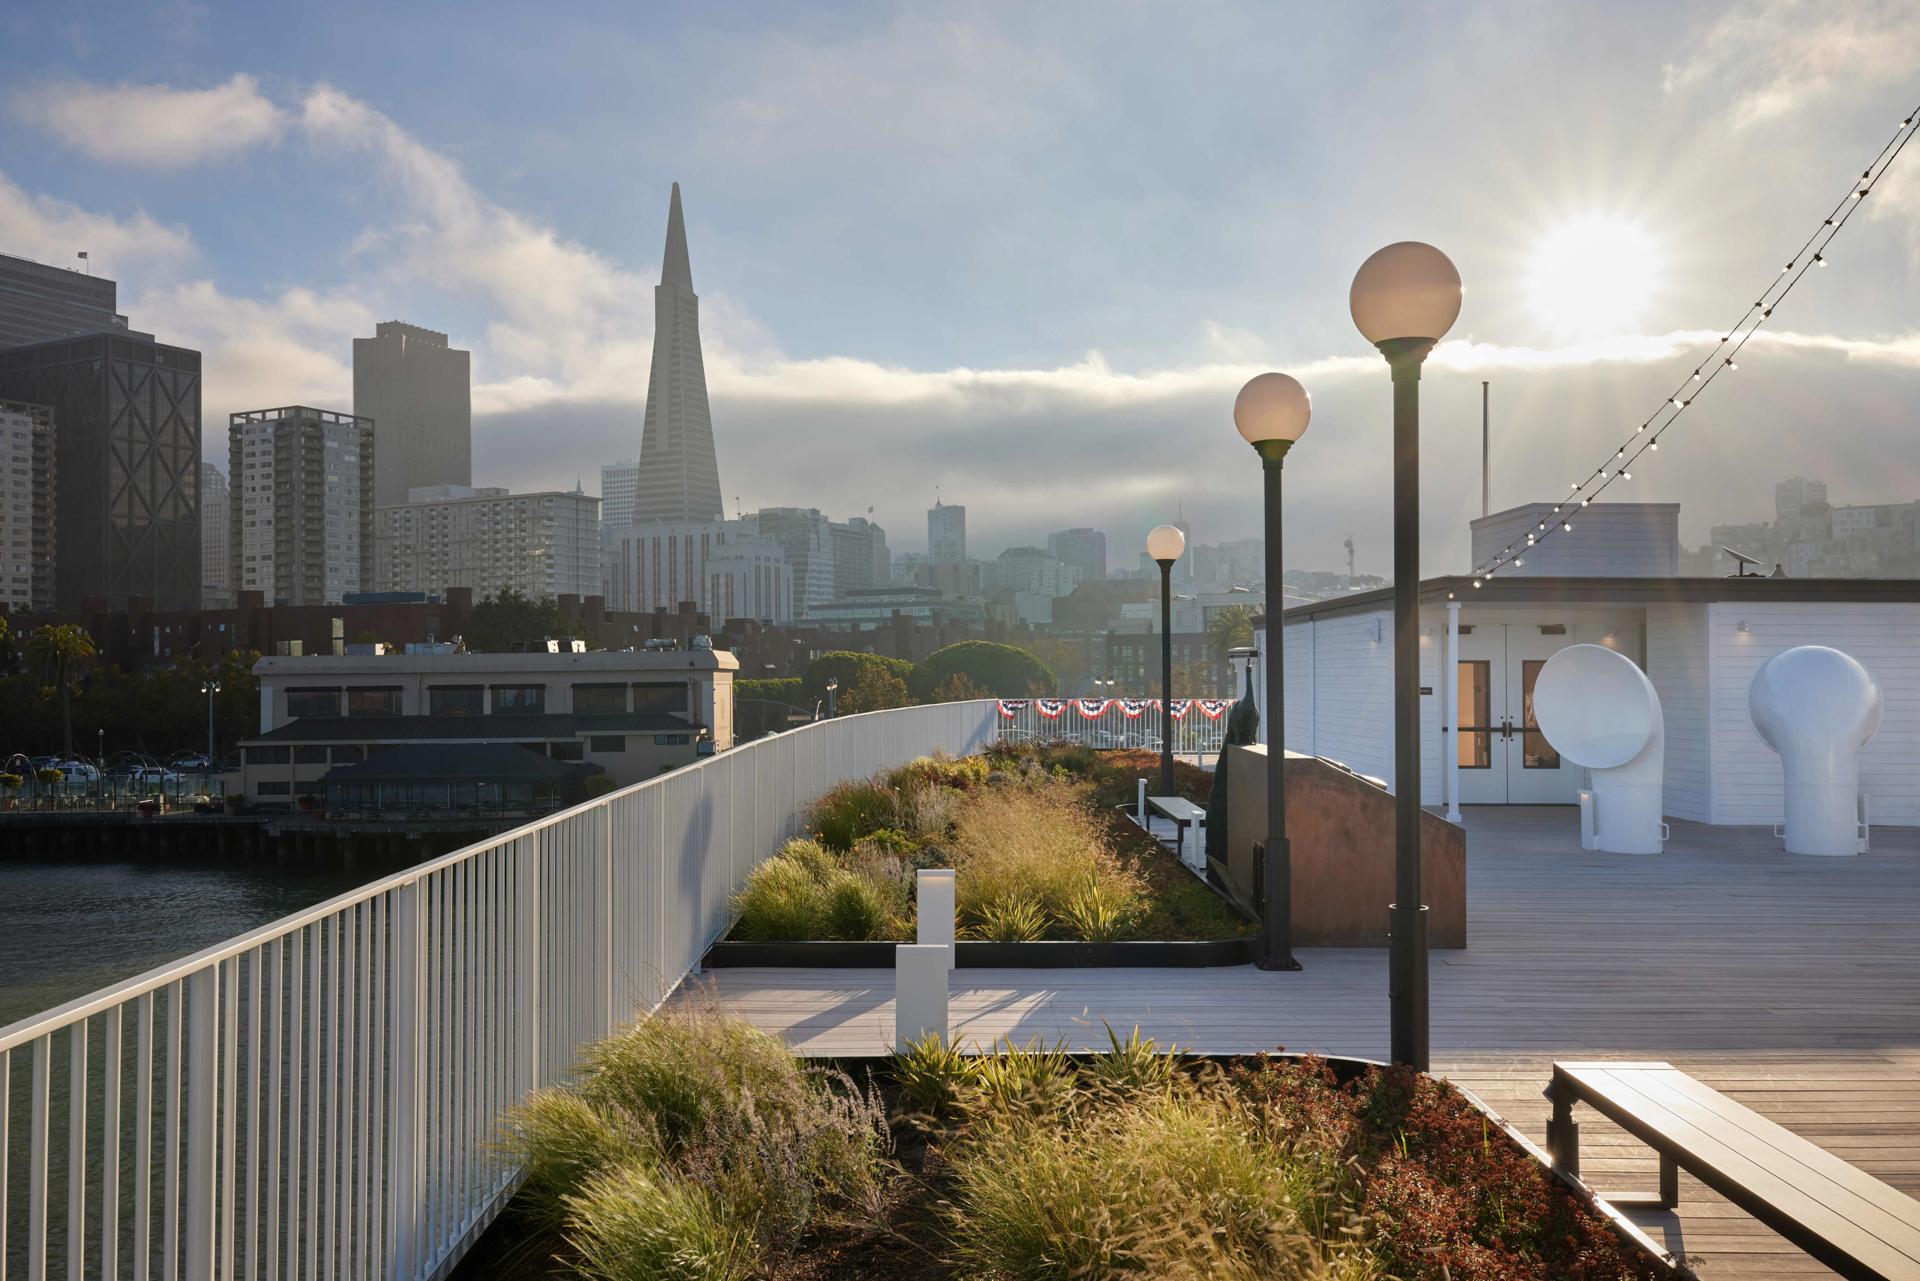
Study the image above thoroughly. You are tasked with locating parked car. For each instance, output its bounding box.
[53,758,100,782]
[170,754,214,771]
[124,765,181,786]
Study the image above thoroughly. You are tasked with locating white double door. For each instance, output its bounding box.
[1453,623,1578,805]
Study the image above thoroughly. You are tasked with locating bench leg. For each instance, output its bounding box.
[1545,1084,1580,1179]
[1658,1152,1678,1210]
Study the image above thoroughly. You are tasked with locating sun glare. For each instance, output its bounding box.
[1526,215,1662,341]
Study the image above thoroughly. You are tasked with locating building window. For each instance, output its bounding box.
[653,734,691,746]
[257,781,291,796]
[588,735,626,752]
[428,685,485,717]
[346,687,403,717]
[492,685,545,715]
[286,688,341,719]
[550,741,586,761]
[330,746,365,764]
[247,746,291,765]
[632,682,687,715]
[572,684,627,715]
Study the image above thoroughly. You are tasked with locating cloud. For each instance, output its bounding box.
[1663,0,1920,127]
[0,169,195,274]
[14,73,287,168]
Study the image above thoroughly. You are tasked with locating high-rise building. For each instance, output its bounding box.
[830,516,889,596]
[0,333,202,610]
[373,484,600,600]
[0,252,149,348]
[1775,476,1829,521]
[0,400,55,612]
[200,462,230,607]
[353,321,471,507]
[600,459,639,530]
[744,507,834,613]
[230,407,374,606]
[603,520,792,622]
[1046,527,1107,583]
[928,499,966,564]
[632,184,723,524]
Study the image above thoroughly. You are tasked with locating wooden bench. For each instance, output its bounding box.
[1547,1061,1920,1281]
[1145,795,1206,864]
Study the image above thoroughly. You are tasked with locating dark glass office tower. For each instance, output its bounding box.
[0,332,202,610]
[0,252,149,348]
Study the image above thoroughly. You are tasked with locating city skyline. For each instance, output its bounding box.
[1,3,1917,573]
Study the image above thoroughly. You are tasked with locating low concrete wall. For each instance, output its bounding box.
[1220,744,1466,948]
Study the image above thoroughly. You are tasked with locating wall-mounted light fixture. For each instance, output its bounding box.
[1738,619,1750,634]
[1369,617,1384,643]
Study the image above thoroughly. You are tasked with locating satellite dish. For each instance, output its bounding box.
[1532,644,1666,854]
[1748,646,1882,857]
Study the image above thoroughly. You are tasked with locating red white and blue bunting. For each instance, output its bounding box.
[1035,699,1068,719]
[1118,698,1152,718]
[1196,699,1232,720]
[997,697,1235,720]
[1073,698,1112,719]
[997,699,1030,719]
[1167,699,1192,720]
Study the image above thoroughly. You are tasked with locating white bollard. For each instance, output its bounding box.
[916,869,956,969]
[1577,789,1598,851]
[895,944,950,1047]
[1137,778,1148,826]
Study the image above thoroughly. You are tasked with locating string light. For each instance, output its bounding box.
[1466,97,1918,582]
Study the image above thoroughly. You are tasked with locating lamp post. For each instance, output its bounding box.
[201,680,221,764]
[825,677,839,719]
[1233,372,1312,972]
[1146,524,1186,795]
[1350,241,1463,1071]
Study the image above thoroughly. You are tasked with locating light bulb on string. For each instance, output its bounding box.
[1814,254,1827,266]
[1562,522,1573,532]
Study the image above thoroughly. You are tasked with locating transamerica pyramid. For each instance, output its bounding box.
[633,182,724,523]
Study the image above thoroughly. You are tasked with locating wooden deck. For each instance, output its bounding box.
[689,806,1920,1279]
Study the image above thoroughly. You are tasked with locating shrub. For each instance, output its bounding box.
[563,1163,757,1281]
[1080,1024,1178,1098]
[949,783,1145,937]
[965,1039,1077,1124]
[824,873,894,940]
[945,1091,1331,1279]
[1061,871,1139,943]
[583,773,618,798]
[731,856,830,941]
[802,652,914,703]
[36,768,62,785]
[884,752,990,792]
[969,896,1050,942]
[731,839,909,942]
[891,1033,980,1124]
[809,779,898,850]
[911,640,1056,699]
[499,1089,654,1235]
[578,1006,805,1155]
[0,773,22,790]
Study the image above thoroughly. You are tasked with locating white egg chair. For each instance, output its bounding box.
[1531,644,1666,854]
[1748,646,1882,857]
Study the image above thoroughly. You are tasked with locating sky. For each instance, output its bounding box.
[2,0,1918,576]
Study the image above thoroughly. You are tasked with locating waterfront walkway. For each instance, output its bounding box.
[694,806,1920,1279]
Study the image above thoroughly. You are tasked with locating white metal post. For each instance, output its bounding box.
[185,967,217,1281]
[518,833,542,1096]
[387,881,425,1280]
[1446,599,1463,824]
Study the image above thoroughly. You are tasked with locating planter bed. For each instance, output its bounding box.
[704,936,1259,968]
[460,1006,1684,1281]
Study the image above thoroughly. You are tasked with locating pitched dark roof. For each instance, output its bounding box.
[321,743,589,784]
[247,712,695,744]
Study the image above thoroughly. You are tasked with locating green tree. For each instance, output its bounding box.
[911,640,1056,700]
[25,624,97,756]
[803,652,915,703]
[841,664,912,713]
[927,672,992,703]
[464,589,586,653]
[1207,606,1257,665]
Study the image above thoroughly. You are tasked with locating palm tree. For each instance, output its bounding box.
[1207,606,1257,666]
[26,624,97,757]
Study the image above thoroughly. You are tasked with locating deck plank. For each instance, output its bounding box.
[683,806,1920,1279]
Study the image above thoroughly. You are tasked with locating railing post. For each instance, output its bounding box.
[387,881,425,1281]
[596,806,615,1038]
[518,832,542,1095]
[185,967,217,1281]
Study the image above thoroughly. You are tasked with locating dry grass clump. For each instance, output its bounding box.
[729,838,909,941]
[498,1004,889,1274]
[949,781,1146,939]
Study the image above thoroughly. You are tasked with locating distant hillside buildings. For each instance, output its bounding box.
[1692,476,1920,578]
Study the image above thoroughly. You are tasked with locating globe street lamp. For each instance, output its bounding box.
[201,680,221,765]
[1146,524,1187,795]
[1233,371,1311,972]
[1350,241,1462,1071]
[825,677,839,719]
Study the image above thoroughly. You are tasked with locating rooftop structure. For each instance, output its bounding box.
[1469,502,1679,578]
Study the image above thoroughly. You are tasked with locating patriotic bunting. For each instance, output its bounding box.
[1073,698,1112,718]
[997,699,1030,718]
[1196,699,1233,720]
[1117,698,1153,718]
[1035,698,1068,719]
[1167,699,1192,720]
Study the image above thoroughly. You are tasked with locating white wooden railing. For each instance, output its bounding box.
[0,699,998,1281]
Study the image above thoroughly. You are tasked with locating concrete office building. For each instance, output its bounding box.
[632,185,723,523]
[353,321,471,506]
[201,462,231,607]
[830,516,889,596]
[745,507,834,614]
[0,252,149,348]
[600,459,639,531]
[1047,527,1107,583]
[603,520,793,622]
[928,498,966,564]
[373,484,600,600]
[0,401,55,612]
[230,407,375,606]
[0,332,202,610]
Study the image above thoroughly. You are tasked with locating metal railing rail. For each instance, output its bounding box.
[991,697,1237,756]
[0,699,998,1281]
